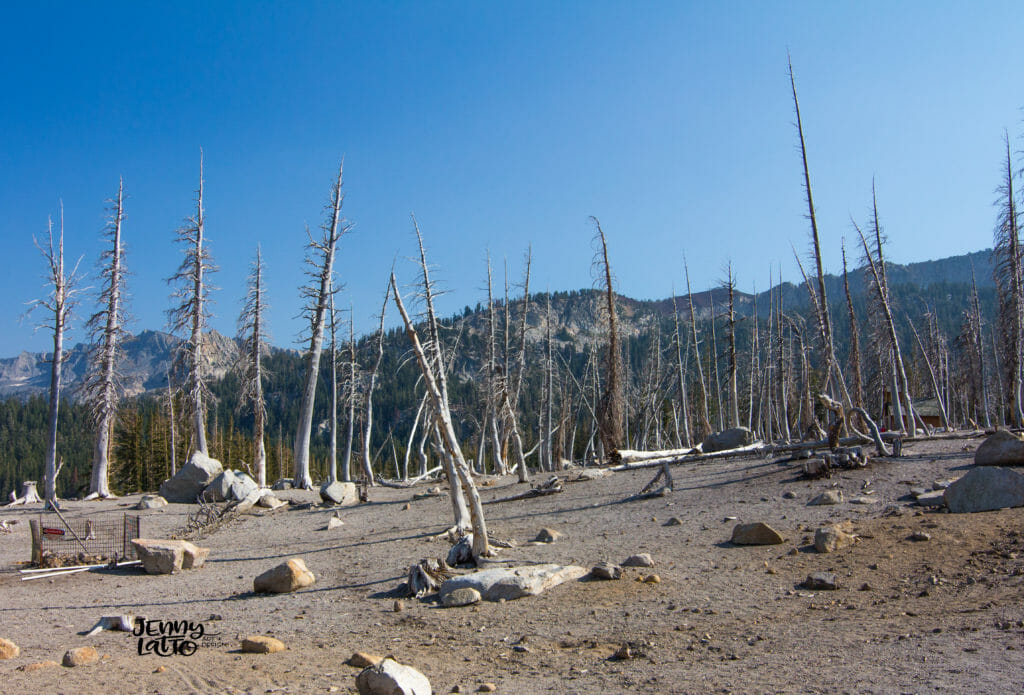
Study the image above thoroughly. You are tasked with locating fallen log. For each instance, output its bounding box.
[482,476,562,505]
[609,442,765,471]
[610,446,698,464]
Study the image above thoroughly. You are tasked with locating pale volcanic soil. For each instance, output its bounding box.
[2,436,1024,694]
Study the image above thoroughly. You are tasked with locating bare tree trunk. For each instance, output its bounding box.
[168,153,215,457]
[671,293,692,447]
[294,161,346,489]
[708,290,724,431]
[684,259,712,439]
[726,265,740,428]
[342,318,356,482]
[909,316,950,430]
[390,218,491,559]
[403,393,427,482]
[327,292,339,484]
[31,208,81,506]
[841,241,864,410]
[592,219,624,455]
[237,245,268,487]
[84,180,126,499]
[995,133,1024,427]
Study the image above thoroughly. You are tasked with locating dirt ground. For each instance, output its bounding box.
[2,436,1024,694]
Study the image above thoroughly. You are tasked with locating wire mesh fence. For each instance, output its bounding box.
[30,514,142,567]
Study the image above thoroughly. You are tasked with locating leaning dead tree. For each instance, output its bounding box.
[28,206,84,507]
[788,55,850,409]
[994,132,1024,428]
[684,258,712,440]
[82,180,127,499]
[237,245,269,487]
[167,152,216,456]
[389,217,491,560]
[855,185,915,434]
[592,217,624,458]
[294,161,347,489]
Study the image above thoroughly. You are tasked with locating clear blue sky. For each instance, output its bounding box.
[2,1,1021,356]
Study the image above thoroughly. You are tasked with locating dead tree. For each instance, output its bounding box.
[855,187,915,434]
[390,218,491,560]
[505,250,533,482]
[671,293,692,447]
[82,181,127,499]
[361,282,391,486]
[725,264,740,428]
[324,291,340,486]
[294,161,347,489]
[994,132,1024,427]
[908,315,950,430]
[788,55,850,407]
[684,259,712,439]
[237,246,269,487]
[841,241,864,410]
[167,152,216,456]
[484,256,506,474]
[591,218,624,458]
[342,316,357,482]
[28,207,83,506]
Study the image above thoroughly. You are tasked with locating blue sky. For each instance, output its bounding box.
[2,1,1022,356]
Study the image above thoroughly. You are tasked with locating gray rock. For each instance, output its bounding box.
[254,558,316,593]
[909,531,931,542]
[534,528,563,543]
[801,571,839,590]
[814,524,855,553]
[441,587,482,607]
[326,516,344,530]
[257,491,287,509]
[910,486,931,498]
[135,494,167,510]
[438,564,587,602]
[915,490,947,508]
[944,466,1024,513]
[782,491,798,500]
[663,517,683,526]
[622,553,655,567]
[271,478,293,491]
[730,522,785,545]
[808,490,843,506]
[241,635,285,654]
[849,496,876,505]
[932,479,955,490]
[320,481,358,506]
[132,539,209,574]
[229,471,259,502]
[974,429,1024,466]
[203,470,237,502]
[62,646,99,667]
[356,658,431,695]
[158,452,224,503]
[701,426,753,454]
[591,562,622,580]
[447,536,474,566]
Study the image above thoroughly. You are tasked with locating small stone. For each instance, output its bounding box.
[643,574,661,584]
[153,665,167,673]
[356,658,431,695]
[611,645,634,660]
[0,638,19,660]
[622,553,654,567]
[801,572,839,590]
[730,522,785,545]
[534,528,563,543]
[327,516,344,530]
[909,531,931,542]
[782,491,797,499]
[809,490,843,506]
[814,523,856,553]
[442,587,482,607]
[62,646,100,667]
[254,558,316,593]
[17,661,58,672]
[135,494,168,510]
[348,652,384,668]
[478,684,497,693]
[393,600,404,612]
[591,562,622,580]
[849,496,876,505]
[402,503,411,511]
[241,636,285,654]
[859,583,873,591]
[662,517,683,526]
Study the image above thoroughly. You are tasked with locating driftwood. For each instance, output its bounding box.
[376,466,444,489]
[636,461,673,498]
[609,441,764,471]
[482,476,562,505]
[84,614,136,637]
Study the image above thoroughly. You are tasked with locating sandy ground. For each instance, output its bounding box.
[2,436,1024,694]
